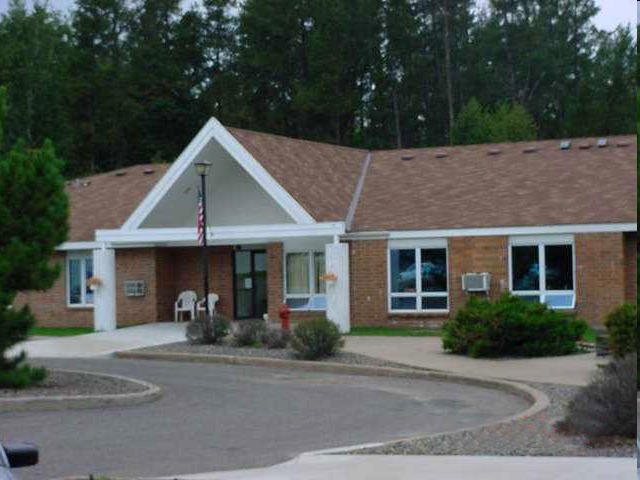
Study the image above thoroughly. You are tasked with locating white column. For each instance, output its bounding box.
[325,242,350,333]
[93,247,116,331]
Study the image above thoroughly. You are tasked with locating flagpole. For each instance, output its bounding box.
[200,181,210,323]
[194,160,212,336]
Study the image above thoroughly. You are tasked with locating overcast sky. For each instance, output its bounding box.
[0,0,637,34]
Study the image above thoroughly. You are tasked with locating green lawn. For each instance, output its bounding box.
[347,326,442,337]
[29,327,93,337]
[581,326,597,344]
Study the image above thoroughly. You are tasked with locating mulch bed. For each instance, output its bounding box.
[135,341,413,370]
[0,370,147,398]
[350,382,635,457]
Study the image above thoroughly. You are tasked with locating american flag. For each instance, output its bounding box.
[196,188,205,245]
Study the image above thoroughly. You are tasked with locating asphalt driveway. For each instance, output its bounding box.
[1,358,529,479]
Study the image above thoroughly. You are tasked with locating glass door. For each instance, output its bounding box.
[234,250,268,319]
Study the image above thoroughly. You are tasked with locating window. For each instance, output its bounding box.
[67,253,94,307]
[510,238,575,309]
[285,251,326,310]
[389,247,449,312]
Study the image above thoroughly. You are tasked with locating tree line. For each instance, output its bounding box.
[0,0,635,177]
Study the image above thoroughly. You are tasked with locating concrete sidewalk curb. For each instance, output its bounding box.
[116,350,549,431]
[0,369,162,412]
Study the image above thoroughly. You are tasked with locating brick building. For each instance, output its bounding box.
[15,119,637,331]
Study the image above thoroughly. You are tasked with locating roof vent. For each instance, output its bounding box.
[114,171,127,177]
[488,149,502,156]
[435,151,448,159]
[143,168,155,175]
[596,138,608,148]
[400,154,414,161]
[578,143,591,150]
[523,146,538,154]
[616,141,630,148]
[560,140,571,150]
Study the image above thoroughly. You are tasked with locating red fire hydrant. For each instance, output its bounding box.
[279,303,291,331]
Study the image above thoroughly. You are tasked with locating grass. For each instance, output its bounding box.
[347,326,442,337]
[581,327,597,344]
[29,327,93,337]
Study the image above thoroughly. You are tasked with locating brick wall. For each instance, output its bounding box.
[155,246,235,321]
[266,243,283,322]
[448,236,509,316]
[116,248,158,326]
[14,252,94,328]
[349,239,388,326]
[348,237,509,327]
[623,232,637,304]
[575,233,626,325]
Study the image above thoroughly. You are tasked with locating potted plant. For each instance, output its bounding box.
[87,276,103,291]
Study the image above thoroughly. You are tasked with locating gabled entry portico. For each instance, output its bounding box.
[90,119,351,333]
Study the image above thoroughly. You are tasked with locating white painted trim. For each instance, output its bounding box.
[97,222,345,245]
[509,234,574,246]
[283,250,327,312]
[387,245,450,314]
[389,238,447,249]
[212,119,316,225]
[57,241,101,251]
[508,239,577,310]
[344,223,637,240]
[66,252,95,308]
[121,118,315,230]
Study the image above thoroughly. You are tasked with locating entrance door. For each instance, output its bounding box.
[234,250,268,319]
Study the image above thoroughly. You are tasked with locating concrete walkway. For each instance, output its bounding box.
[344,336,601,386]
[9,323,185,358]
[170,454,634,480]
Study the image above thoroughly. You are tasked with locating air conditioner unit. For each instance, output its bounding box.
[461,273,491,292]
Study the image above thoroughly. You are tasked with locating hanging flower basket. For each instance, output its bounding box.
[87,276,103,291]
[319,273,338,282]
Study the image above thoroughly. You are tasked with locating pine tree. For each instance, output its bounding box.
[0,87,69,382]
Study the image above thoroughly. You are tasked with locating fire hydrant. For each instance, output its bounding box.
[279,303,291,331]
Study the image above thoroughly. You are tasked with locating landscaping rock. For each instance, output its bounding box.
[0,369,147,398]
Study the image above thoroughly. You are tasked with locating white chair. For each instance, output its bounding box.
[174,290,197,323]
[197,293,219,318]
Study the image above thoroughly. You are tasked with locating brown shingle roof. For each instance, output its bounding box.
[228,128,368,222]
[352,136,637,232]
[65,130,636,241]
[66,164,170,241]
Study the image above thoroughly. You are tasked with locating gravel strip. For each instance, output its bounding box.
[0,370,148,398]
[350,381,635,457]
[135,341,413,369]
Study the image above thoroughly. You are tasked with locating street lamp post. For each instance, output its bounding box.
[194,160,212,334]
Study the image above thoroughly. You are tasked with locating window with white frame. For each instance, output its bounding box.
[509,237,575,309]
[388,246,449,312]
[285,251,326,310]
[67,253,94,306]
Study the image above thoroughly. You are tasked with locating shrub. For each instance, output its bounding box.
[233,320,267,347]
[186,314,229,345]
[261,327,291,349]
[442,294,587,358]
[557,354,636,439]
[291,318,344,360]
[0,364,47,389]
[604,304,637,358]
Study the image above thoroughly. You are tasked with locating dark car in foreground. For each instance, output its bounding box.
[0,442,38,480]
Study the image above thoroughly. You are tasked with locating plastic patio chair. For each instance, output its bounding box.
[174,290,197,322]
[196,293,219,318]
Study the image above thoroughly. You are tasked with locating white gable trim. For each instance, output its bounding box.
[96,222,345,246]
[121,118,316,230]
